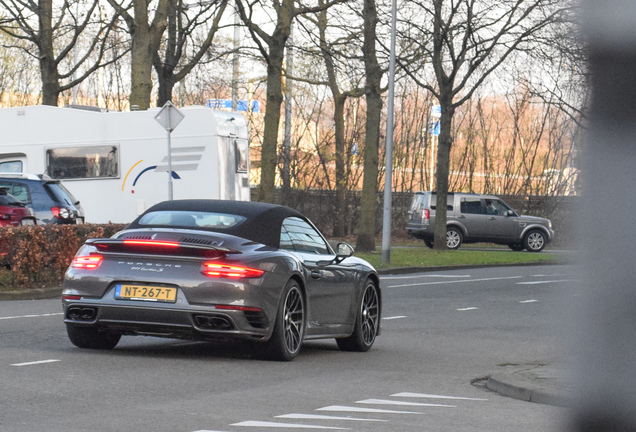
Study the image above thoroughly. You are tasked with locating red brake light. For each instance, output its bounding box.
[422,209,430,220]
[202,262,265,278]
[123,240,179,247]
[72,255,103,269]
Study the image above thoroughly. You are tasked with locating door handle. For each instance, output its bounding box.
[310,270,322,279]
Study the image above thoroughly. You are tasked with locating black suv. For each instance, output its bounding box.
[0,174,85,224]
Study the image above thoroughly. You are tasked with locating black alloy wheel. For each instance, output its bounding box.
[261,280,305,361]
[337,279,380,352]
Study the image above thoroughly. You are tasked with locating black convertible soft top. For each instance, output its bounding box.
[127,199,307,249]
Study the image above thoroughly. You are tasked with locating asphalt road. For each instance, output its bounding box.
[0,265,575,432]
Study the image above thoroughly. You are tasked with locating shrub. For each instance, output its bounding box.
[0,223,126,289]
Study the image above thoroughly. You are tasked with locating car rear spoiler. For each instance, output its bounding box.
[85,238,241,258]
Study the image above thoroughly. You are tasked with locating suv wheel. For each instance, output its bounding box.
[446,227,463,250]
[524,229,546,252]
[423,239,433,249]
[508,243,524,252]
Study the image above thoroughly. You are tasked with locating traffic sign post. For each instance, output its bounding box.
[155,101,185,200]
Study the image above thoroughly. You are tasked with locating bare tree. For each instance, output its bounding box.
[0,0,124,106]
[154,0,228,106]
[107,0,170,110]
[235,0,346,204]
[400,0,570,249]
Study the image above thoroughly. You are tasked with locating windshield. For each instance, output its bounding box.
[137,211,246,230]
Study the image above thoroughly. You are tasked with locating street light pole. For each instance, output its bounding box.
[381,0,397,264]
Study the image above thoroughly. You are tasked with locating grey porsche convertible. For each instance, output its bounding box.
[62,200,381,361]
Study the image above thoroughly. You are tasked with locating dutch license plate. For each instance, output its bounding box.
[115,284,177,303]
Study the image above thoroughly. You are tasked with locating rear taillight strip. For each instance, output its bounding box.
[72,256,103,269]
[202,262,264,278]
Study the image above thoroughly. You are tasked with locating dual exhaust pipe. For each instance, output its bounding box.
[67,307,97,321]
[193,314,233,330]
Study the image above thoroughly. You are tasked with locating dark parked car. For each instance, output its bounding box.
[0,187,36,227]
[62,200,381,361]
[0,173,84,224]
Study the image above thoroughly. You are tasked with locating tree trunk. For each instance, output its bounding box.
[356,0,382,252]
[433,99,454,249]
[333,94,347,237]
[259,46,285,203]
[38,0,60,106]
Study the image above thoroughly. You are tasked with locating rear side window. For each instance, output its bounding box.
[280,217,330,255]
[430,194,454,211]
[46,145,119,179]
[0,181,30,203]
[460,199,483,214]
[0,191,24,206]
[44,182,78,206]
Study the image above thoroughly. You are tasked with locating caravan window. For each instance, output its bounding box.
[46,145,119,179]
[0,161,23,173]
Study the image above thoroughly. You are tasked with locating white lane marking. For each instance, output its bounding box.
[0,313,63,321]
[317,406,422,415]
[389,276,522,288]
[392,392,488,401]
[517,279,573,285]
[277,414,386,422]
[11,359,61,367]
[356,399,455,408]
[457,307,479,311]
[382,316,407,320]
[519,299,538,303]
[532,274,578,277]
[193,430,231,432]
[383,274,471,280]
[231,421,348,429]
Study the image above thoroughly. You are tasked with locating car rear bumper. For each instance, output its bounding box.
[63,300,272,342]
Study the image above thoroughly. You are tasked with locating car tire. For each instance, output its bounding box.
[261,280,305,361]
[337,279,380,352]
[508,243,524,251]
[446,227,463,250]
[523,229,547,252]
[423,239,434,249]
[66,324,121,349]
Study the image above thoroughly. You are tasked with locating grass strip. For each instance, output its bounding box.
[357,247,560,270]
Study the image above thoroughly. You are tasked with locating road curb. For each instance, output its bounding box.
[376,260,561,275]
[486,365,571,408]
[0,287,62,301]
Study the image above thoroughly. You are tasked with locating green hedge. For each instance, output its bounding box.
[0,224,127,289]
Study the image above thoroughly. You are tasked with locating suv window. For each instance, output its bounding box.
[430,194,454,211]
[484,199,510,216]
[280,217,330,255]
[410,194,426,212]
[0,181,30,203]
[460,199,482,214]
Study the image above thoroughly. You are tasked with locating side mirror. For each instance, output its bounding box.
[506,210,516,217]
[336,242,354,258]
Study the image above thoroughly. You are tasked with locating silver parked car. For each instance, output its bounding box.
[406,191,555,252]
[62,200,381,361]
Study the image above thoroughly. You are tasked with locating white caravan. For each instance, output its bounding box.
[0,105,250,223]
